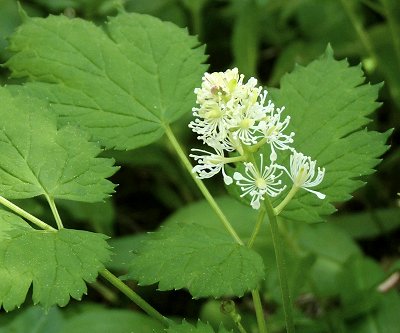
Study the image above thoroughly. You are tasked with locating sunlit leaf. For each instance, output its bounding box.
[0,210,111,311]
[126,223,265,298]
[0,88,117,202]
[6,12,207,150]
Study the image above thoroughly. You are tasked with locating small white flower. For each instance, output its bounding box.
[256,106,295,161]
[233,154,286,209]
[190,145,233,185]
[288,151,326,199]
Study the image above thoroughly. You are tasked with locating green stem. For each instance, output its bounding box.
[236,322,249,333]
[45,195,64,229]
[274,185,299,216]
[380,0,400,69]
[0,195,56,231]
[340,0,378,63]
[247,206,266,248]
[264,198,295,333]
[164,125,243,245]
[100,269,171,327]
[251,289,268,333]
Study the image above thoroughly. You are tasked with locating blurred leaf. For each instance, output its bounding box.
[58,200,116,235]
[166,320,232,333]
[0,0,20,61]
[231,0,260,77]
[6,12,207,150]
[0,307,64,333]
[337,255,383,319]
[163,195,260,240]
[331,208,400,239]
[296,0,358,45]
[60,308,164,333]
[368,23,400,108]
[0,210,111,310]
[347,291,400,333]
[268,47,390,222]
[126,223,265,298]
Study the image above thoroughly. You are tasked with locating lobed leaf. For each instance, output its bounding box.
[0,210,111,311]
[267,47,391,222]
[6,12,207,150]
[0,88,117,202]
[126,223,265,298]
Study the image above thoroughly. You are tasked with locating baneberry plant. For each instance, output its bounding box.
[0,7,394,333]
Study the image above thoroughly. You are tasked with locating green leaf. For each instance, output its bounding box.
[0,306,64,333]
[6,12,207,150]
[126,223,265,298]
[166,320,232,333]
[348,291,400,333]
[331,208,400,239]
[0,88,117,202]
[59,308,165,333]
[268,47,391,222]
[0,209,111,311]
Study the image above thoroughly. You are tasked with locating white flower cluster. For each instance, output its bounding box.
[189,68,325,210]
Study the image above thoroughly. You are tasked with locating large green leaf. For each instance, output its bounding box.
[0,88,116,202]
[267,47,391,222]
[126,223,265,298]
[0,210,111,311]
[6,12,207,150]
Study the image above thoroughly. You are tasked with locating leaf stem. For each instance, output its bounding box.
[100,269,171,327]
[264,198,295,333]
[251,289,268,333]
[164,125,243,245]
[247,206,266,248]
[45,195,64,229]
[0,195,56,231]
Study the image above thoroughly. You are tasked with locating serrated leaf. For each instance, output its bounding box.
[0,209,111,311]
[126,223,265,298]
[166,320,232,333]
[6,12,207,150]
[267,47,390,222]
[0,88,117,202]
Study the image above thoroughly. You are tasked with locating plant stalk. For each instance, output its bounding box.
[340,0,378,64]
[247,206,266,248]
[251,289,268,333]
[164,125,243,245]
[100,269,171,327]
[0,195,56,231]
[264,198,295,333]
[45,195,64,229]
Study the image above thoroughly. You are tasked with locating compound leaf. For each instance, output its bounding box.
[0,209,111,311]
[126,223,265,298]
[268,47,391,222]
[6,12,207,150]
[0,88,117,202]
